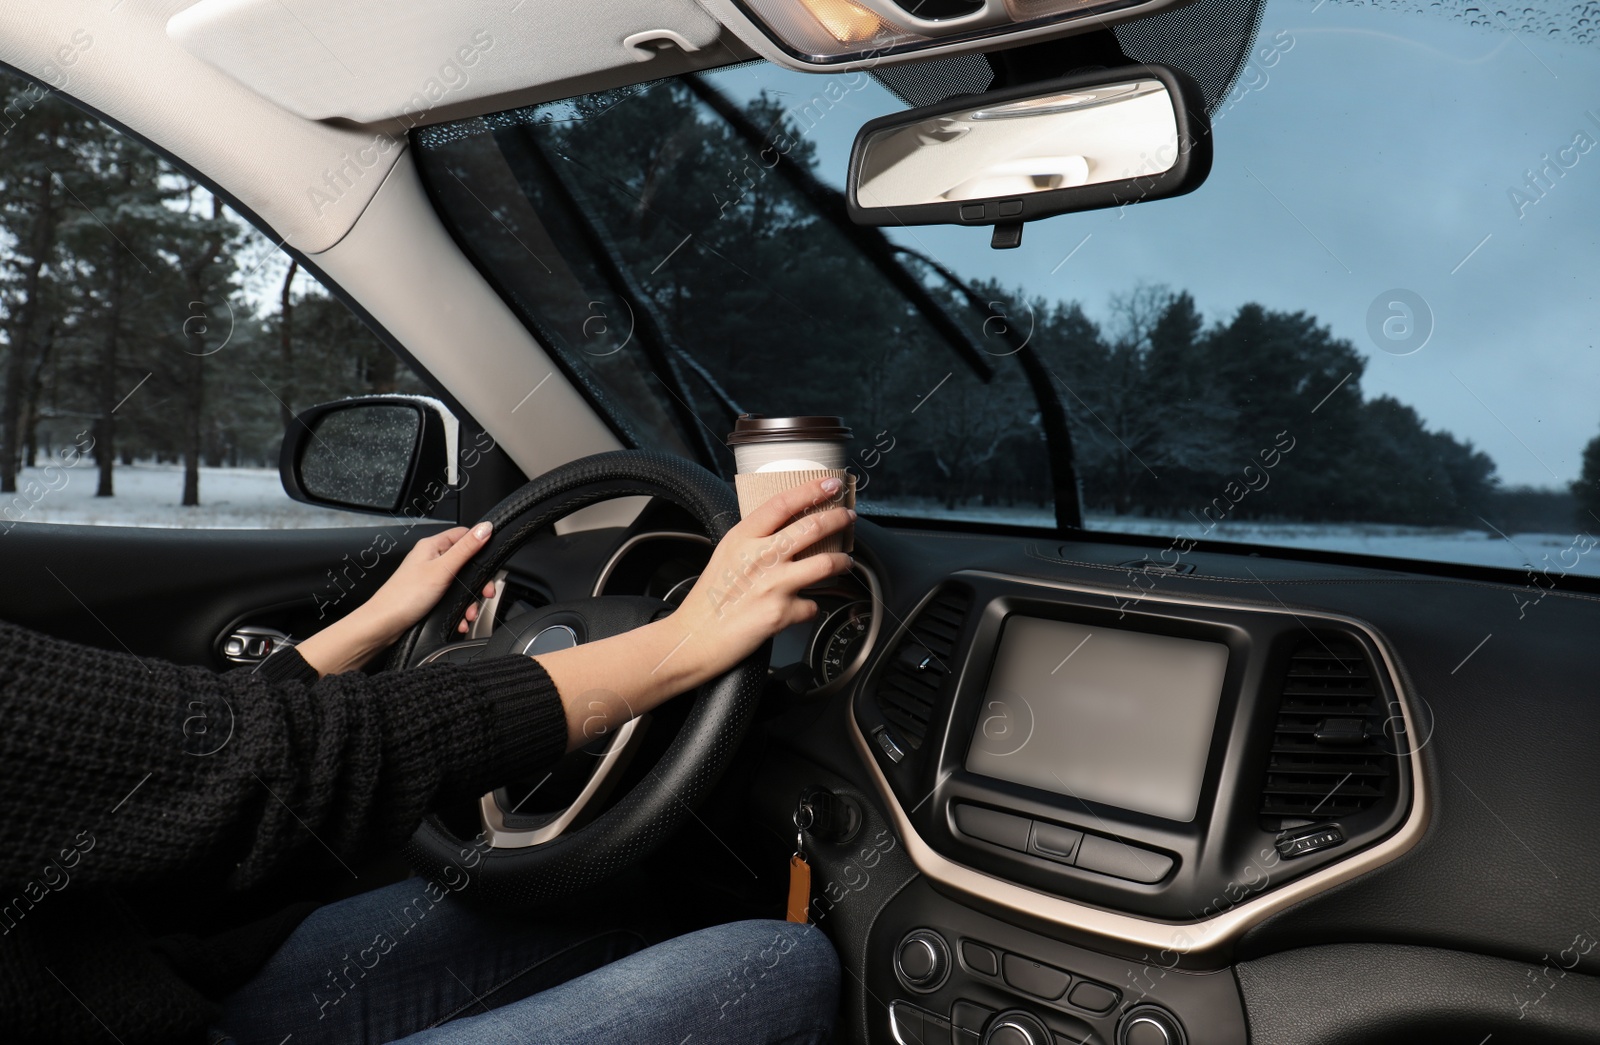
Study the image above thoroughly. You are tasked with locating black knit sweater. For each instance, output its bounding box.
[0,619,570,1044]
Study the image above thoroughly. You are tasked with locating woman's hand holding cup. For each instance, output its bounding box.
[666,476,855,685]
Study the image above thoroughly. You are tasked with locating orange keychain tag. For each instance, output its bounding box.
[786,853,812,924]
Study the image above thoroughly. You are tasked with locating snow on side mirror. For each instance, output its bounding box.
[279,396,456,517]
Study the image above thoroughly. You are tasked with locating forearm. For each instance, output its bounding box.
[531,615,719,753]
[0,621,564,891]
[294,608,396,676]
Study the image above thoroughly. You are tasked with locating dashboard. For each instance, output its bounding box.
[845,570,1423,1045]
[472,507,1597,1045]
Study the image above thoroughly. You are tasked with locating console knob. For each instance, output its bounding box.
[1118,1005,1186,1045]
[981,1009,1051,1045]
[894,929,949,991]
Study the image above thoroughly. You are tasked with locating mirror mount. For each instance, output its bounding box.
[847,63,1211,245]
[991,221,1024,250]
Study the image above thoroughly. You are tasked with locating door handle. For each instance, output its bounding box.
[220,625,293,664]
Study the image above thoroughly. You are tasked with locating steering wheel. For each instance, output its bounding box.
[391,449,768,909]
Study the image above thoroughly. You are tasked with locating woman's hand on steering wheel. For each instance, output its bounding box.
[297,523,498,676]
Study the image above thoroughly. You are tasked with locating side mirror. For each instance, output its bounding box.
[280,396,457,516]
[846,64,1211,248]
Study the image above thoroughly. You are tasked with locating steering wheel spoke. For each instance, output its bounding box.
[479,713,652,849]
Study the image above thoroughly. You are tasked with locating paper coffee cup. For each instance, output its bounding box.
[727,415,855,558]
[733,469,856,557]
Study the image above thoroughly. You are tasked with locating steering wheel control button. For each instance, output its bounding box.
[1067,980,1119,1014]
[1028,821,1083,863]
[1073,834,1174,883]
[954,803,1032,852]
[1118,1006,1186,1045]
[1001,954,1069,1000]
[1276,824,1346,858]
[961,940,1000,976]
[981,1010,1052,1045]
[998,199,1024,217]
[961,202,988,221]
[896,929,951,992]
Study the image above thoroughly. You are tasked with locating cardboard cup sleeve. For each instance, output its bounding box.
[734,469,856,558]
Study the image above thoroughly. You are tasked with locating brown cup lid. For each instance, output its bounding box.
[726,413,852,447]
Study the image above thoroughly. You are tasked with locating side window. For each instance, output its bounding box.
[0,72,429,530]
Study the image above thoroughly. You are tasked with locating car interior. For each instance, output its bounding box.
[4,0,1600,1042]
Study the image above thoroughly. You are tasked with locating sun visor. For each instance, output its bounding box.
[167,0,736,125]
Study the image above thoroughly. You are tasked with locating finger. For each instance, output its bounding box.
[481,581,497,599]
[417,526,469,559]
[769,506,853,560]
[458,620,469,634]
[437,520,494,572]
[739,477,846,538]
[464,604,479,623]
[786,598,820,628]
[784,550,854,591]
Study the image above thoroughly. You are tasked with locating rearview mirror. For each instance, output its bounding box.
[280,396,456,516]
[846,65,1210,248]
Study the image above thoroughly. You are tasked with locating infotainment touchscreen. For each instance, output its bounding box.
[964,616,1229,823]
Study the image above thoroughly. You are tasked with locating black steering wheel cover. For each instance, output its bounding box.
[395,449,768,908]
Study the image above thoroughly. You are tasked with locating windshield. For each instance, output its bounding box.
[415,0,1600,579]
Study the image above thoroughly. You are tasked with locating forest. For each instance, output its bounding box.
[5,67,1598,532]
[0,79,414,508]
[427,77,1598,532]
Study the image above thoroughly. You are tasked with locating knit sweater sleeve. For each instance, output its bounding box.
[0,620,569,891]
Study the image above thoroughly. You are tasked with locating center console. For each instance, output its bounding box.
[849,570,1427,1043]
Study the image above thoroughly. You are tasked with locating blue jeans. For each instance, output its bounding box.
[210,877,839,1045]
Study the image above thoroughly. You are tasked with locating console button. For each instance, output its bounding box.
[924,1015,955,1045]
[1068,979,1120,1013]
[982,1009,1052,1045]
[892,1002,956,1045]
[1074,834,1174,883]
[954,804,1032,852]
[1001,954,1070,1000]
[1050,1014,1100,1045]
[891,1000,924,1043]
[961,940,1000,976]
[952,999,996,1034]
[1118,1005,1186,1045]
[1028,821,1083,863]
[896,930,951,991]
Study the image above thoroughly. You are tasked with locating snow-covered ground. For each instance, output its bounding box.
[7,467,1595,581]
[1,463,376,529]
[863,500,1600,579]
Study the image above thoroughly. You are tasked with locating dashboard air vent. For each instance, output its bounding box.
[1259,638,1395,827]
[871,587,973,750]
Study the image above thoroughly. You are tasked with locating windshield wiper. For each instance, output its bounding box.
[673,345,746,423]
[682,74,1083,532]
[507,124,728,475]
[890,245,1085,532]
